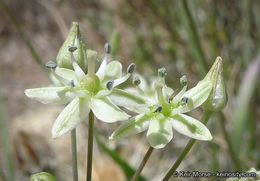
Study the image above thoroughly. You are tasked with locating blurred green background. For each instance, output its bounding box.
[0,0,259,180]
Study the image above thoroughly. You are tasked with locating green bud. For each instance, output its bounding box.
[202,56,227,111]
[158,67,167,77]
[56,22,87,72]
[30,172,56,181]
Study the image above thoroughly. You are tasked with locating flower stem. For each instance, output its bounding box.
[71,129,78,181]
[162,111,212,181]
[131,146,154,181]
[86,111,94,181]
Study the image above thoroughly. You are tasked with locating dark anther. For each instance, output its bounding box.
[104,42,111,54]
[180,97,188,106]
[106,80,114,90]
[127,63,136,73]
[68,46,77,52]
[45,61,57,69]
[153,106,162,113]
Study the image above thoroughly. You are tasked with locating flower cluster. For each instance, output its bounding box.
[25,22,226,149]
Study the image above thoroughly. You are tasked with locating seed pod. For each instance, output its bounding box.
[56,22,87,72]
[202,56,227,111]
[30,172,56,181]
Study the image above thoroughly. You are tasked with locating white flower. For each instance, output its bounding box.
[25,45,146,138]
[110,69,213,149]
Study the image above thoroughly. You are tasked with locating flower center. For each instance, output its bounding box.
[79,73,101,94]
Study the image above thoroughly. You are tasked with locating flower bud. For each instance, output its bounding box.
[158,67,167,77]
[56,22,87,72]
[30,172,56,181]
[133,76,141,86]
[202,56,227,111]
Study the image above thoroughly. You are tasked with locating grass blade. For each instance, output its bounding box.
[0,81,14,181]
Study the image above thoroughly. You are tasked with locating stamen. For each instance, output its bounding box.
[70,80,75,87]
[87,49,97,74]
[104,42,111,54]
[127,63,136,74]
[153,105,162,113]
[155,82,167,106]
[45,61,57,69]
[180,97,188,106]
[106,80,114,90]
[158,67,167,77]
[168,91,177,103]
[132,76,141,86]
[46,65,72,86]
[180,75,187,86]
[113,74,131,87]
[68,46,85,78]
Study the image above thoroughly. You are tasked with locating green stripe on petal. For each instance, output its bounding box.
[24,87,74,105]
[90,97,130,123]
[110,113,150,140]
[55,67,79,85]
[171,114,212,141]
[52,97,90,138]
[109,88,147,108]
[172,81,212,115]
[147,116,173,149]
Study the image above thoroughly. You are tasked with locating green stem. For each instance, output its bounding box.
[162,111,212,181]
[131,146,154,181]
[71,129,78,181]
[86,111,94,181]
[219,112,241,170]
[0,82,14,181]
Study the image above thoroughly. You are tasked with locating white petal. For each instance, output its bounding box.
[172,81,212,115]
[113,74,131,87]
[52,97,90,138]
[171,85,187,104]
[55,67,79,85]
[96,57,107,80]
[147,117,173,149]
[90,97,130,123]
[24,87,74,105]
[110,113,150,140]
[171,114,212,140]
[109,88,146,108]
[103,61,122,82]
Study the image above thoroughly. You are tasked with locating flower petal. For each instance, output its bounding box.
[90,97,130,123]
[172,81,212,115]
[103,61,122,82]
[147,117,173,149]
[55,67,79,85]
[109,113,150,140]
[24,87,74,105]
[109,88,147,108]
[96,57,107,80]
[171,114,212,140]
[52,97,90,138]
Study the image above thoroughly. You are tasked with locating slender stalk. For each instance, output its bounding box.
[162,111,212,181]
[86,111,94,181]
[131,146,154,181]
[219,112,241,170]
[71,129,78,181]
[0,165,7,181]
[0,82,14,181]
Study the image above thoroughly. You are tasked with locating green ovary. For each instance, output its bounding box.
[79,74,101,94]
